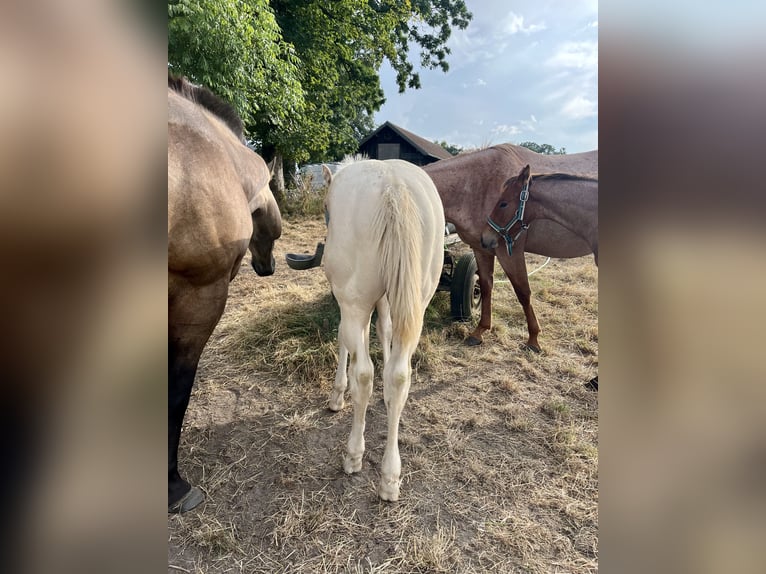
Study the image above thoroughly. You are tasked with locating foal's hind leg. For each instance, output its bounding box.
[331,298,386,412]
[379,337,418,501]
[337,305,375,474]
[329,342,348,411]
[376,296,392,365]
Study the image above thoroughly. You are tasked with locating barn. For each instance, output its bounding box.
[357,121,453,166]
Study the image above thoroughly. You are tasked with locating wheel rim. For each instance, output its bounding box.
[470,275,481,312]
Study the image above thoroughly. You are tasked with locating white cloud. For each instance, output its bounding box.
[503,12,547,35]
[491,115,538,137]
[561,95,597,119]
[546,41,598,71]
[460,78,488,89]
[376,1,598,153]
[491,124,522,136]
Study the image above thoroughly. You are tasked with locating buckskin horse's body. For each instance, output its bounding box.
[168,76,281,512]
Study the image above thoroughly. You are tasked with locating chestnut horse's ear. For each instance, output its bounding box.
[322,164,333,187]
[521,164,531,180]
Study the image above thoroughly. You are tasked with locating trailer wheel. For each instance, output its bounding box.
[450,253,481,321]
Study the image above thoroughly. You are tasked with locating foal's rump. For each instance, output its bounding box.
[324,160,444,343]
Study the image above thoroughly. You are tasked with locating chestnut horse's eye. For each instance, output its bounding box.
[499,201,508,208]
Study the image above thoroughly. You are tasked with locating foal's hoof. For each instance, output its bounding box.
[328,392,345,412]
[465,336,483,346]
[523,343,541,353]
[168,486,204,514]
[378,478,401,502]
[585,376,598,391]
[343,453,363,474]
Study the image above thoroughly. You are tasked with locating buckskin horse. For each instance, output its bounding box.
[480,164,598,352]
[168,75,282,512]
[422,144,597,349]
[322,158,444,501]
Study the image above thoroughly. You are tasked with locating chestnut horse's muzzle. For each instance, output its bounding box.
[480,231,499,251]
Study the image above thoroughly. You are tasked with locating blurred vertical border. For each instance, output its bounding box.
[600,1,766,573]
[0,1,166,573]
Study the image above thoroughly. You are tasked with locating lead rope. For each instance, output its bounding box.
[526,256,551,277]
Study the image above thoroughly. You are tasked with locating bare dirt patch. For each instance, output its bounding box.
[168,215,598,573]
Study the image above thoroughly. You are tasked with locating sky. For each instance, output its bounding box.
[374,0,598,153]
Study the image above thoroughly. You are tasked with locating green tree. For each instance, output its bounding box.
[518,141,567,155]
[266,0,471,162]
[168,0,304,138]
[436,140,462,155]
[168,0,472,201]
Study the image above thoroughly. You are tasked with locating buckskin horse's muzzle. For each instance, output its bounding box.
[252,254,276,276]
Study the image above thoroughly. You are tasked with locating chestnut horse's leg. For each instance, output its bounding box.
[168,278,229,512]
[466,248,496,345]
[495,248,541,352]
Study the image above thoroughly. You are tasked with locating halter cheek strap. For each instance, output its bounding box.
[486,179,530,256]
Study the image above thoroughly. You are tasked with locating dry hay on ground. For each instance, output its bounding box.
[168,215,598,573]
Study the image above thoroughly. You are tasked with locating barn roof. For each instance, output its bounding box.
[359,121,453,161]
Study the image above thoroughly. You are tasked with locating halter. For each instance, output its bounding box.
[486,178,530,256]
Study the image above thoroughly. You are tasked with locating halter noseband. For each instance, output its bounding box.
[486,178,530,256]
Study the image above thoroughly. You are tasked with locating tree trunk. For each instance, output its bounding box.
[271,151,285,205]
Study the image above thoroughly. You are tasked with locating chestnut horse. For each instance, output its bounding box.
[422,144,597,349]
[168,76,282,512]
[322,158,444,501]
[480,165,598,351]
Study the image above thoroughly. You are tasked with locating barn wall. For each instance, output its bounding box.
[358,126,437,166]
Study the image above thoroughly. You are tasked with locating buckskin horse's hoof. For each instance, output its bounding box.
[465,336,483,346]
[168,486,204,514]
[585,376,598,391]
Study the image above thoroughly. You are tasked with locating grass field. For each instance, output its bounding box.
[168,214,598,573]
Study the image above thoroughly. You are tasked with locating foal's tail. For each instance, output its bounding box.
[371,184,425,349]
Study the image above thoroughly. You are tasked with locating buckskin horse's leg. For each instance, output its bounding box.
[466,249,495,345]
[168,278,229,512]
[496,248,541,352]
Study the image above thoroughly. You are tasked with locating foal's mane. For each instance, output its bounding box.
[168,74,244,140]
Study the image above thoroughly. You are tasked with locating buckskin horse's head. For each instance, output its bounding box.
[249,158,282,276]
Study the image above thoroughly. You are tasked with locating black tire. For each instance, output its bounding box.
[450,253,481,321]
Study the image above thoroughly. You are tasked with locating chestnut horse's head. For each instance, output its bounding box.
[481,164,531,254]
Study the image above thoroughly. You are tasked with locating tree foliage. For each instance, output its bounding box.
[435,140,462,155]
[168,0,304,138]
[518,141,567,155]
[168,0,472,165]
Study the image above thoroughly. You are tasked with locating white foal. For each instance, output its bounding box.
[322,159,444,501]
